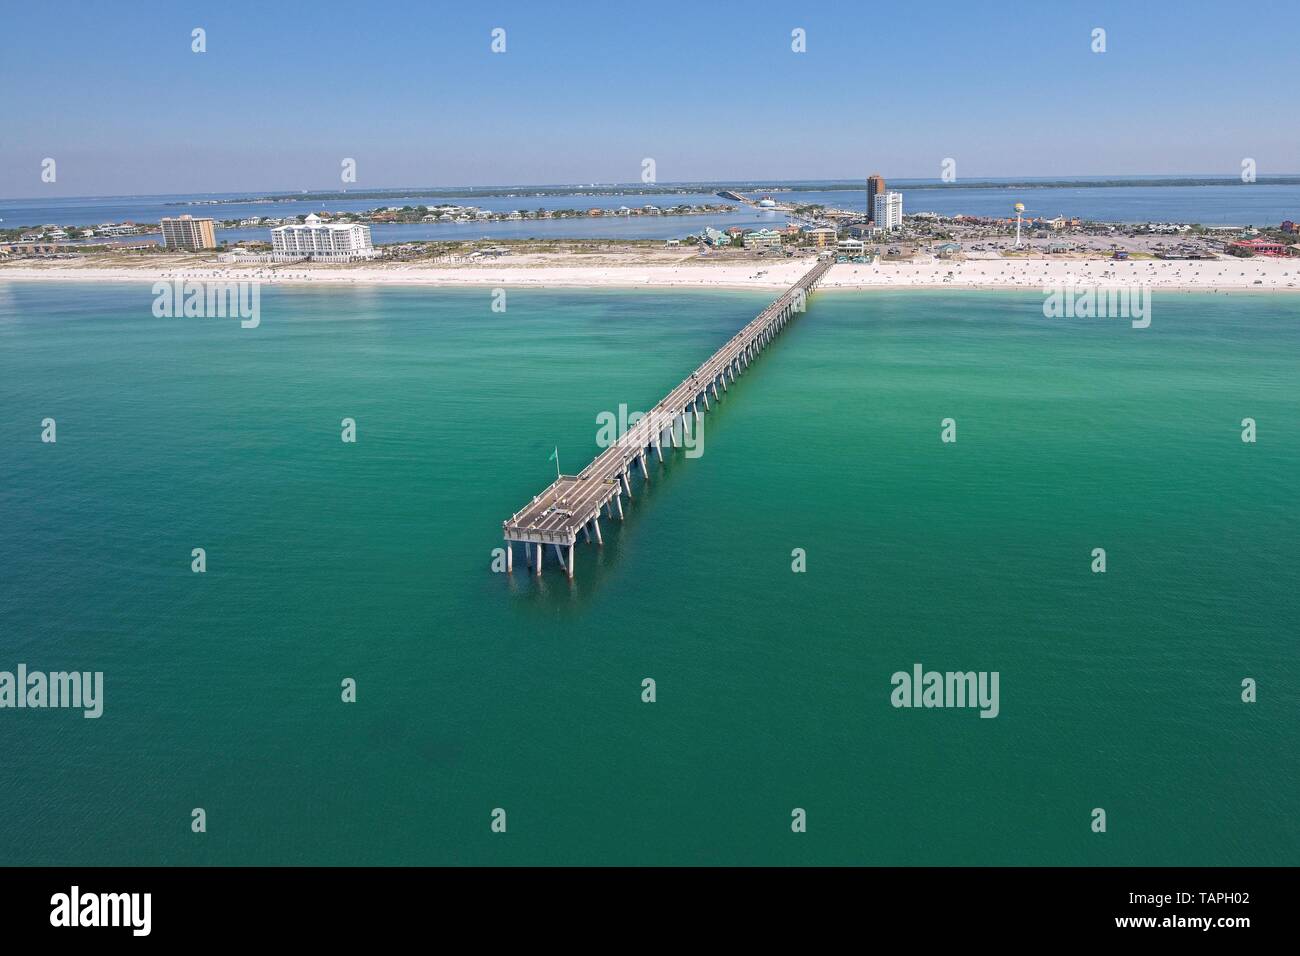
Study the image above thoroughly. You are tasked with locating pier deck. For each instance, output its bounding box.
[502,257,834,577]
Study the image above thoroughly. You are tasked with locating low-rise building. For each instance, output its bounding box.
[0,242,73,257]
[805,226,838,247]
[743,228,782,250]
[97,222,143,236]
[1228,238,1295,257]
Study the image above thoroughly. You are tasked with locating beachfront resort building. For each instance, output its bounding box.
[873,191,903,231]
[159,215,217,251]
[271,214,376,262]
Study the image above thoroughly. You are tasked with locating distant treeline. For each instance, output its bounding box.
[736,177,1300,192]
[167,176,1300,207]
[835,177,1300,191]
[169,186,726,205]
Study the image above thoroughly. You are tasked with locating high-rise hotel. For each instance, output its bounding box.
[271,214,376,262]
[159,215,217,251]
[873,191,904,231]
[866,173,885,223]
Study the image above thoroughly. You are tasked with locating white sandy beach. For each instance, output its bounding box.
[2,256,1298,293]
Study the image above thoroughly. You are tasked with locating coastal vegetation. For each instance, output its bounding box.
[164,175,1300,209]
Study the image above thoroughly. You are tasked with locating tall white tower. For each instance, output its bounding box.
[1013,202,1025,248]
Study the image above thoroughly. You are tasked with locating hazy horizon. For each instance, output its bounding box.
[2,0,1296,200]
[5,172,1300,206]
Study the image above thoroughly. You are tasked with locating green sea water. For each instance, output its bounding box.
[0,280,1296,866]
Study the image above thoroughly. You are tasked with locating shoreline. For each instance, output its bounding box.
[2,256,1299,294]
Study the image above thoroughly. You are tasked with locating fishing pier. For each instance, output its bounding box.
[501,257,834,578]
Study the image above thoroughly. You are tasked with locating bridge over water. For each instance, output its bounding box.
[502,257,834,578]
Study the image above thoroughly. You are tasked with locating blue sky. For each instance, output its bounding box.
[1,0,1296,197]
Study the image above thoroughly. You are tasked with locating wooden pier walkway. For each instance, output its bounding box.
[502,257,834,578]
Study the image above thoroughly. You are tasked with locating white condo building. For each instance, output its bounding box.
[271,214,376,261]
[873,191,903,231]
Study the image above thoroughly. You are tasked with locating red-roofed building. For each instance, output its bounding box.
[1228,238,1296,257]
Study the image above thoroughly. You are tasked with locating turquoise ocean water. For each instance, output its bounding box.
[0,281,1295,865]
